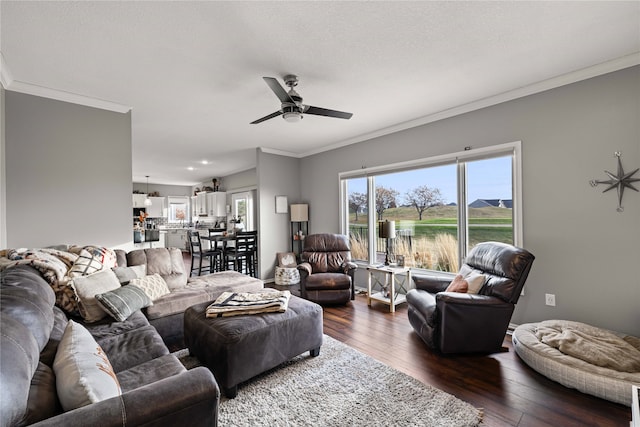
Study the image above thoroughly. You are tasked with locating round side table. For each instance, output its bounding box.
[275,266,300,285]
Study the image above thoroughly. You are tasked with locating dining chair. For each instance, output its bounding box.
[224,230,258,277]
[187,230,221,276]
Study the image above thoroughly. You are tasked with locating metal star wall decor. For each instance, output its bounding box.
[589,152,639,212]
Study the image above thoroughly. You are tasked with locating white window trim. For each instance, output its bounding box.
[339,141,523,268]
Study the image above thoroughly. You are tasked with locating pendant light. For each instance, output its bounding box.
[144,176,153,206]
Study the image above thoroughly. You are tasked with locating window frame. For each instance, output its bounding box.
[339,141,522,269]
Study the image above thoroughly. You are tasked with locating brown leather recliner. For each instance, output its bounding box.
[297,233,357,305]
[406,241,535,354]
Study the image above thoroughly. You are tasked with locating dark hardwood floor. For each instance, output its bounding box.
[182,253,630,426]
[321,294,631,427]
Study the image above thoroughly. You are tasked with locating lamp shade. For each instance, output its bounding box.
[290,204,309,222]
[378,220,396,239]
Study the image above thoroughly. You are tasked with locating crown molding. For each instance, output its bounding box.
[259,147,303,158]
[6,80,132,113]
[301,53,640,158]
[1,52,14,90]
[0,51,131,113]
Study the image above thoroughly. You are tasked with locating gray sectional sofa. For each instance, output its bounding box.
[0,246,264,426]
[115,247,264,347]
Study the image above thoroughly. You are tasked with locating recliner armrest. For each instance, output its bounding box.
[341,261,357,274]
[413,274,452,293]
[297,262,312,276]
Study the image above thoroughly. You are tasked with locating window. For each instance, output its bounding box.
[167,197,189,224]
[340,142,521,273]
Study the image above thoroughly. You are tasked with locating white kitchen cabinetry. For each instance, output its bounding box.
[132,194,147,208]
[191,196,197,218]
[165,229,189,251]
[196,192,208,216]
[146,197,166,218]
[206,192,227,217]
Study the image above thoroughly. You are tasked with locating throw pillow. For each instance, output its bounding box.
[71,269,122,323]
[53,320,121,412]
[465,272,486,294]
[95,285,152,322]
[129,274,171,301]
[69,249,105,277]
[445,274,468,293]
[112,265,147,285]
[83,246,118,269]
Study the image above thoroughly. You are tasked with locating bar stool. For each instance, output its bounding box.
[187,230,221,276]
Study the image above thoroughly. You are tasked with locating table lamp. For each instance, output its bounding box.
[378,220,396,266]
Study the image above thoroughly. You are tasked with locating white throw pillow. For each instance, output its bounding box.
[465,272,486,294]
[71,269,122,323]
[129,273,171,301]
[53,320,122,411]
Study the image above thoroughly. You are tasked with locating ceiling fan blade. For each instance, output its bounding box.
[263,77,296,104]
[250,110,283,124]
[304,105,353,120]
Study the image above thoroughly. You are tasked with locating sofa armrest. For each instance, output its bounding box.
[412,273,452,293]
[31,367,219,427]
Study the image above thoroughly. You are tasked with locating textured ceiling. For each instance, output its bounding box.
[2,1,639,185]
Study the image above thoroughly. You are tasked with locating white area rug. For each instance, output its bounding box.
[178,335,482,426]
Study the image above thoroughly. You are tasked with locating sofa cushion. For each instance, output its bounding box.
[112,265,146,285]
[96,284,152,322]
[39,306,69,367]
[52,320,122,412]
[0,265,56,351]
[144,271,264,320]
[130,274,171,301]
[23,362,61,425]
[96,325,169,373]
[126,248,187,290]
[81,310,150,342]
[71,269,122,323]
[116,354,186,393]
[0,314,40,427]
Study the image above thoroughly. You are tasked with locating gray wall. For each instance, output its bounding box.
[4,91,132,248]
[256,149,302,280]
[221,168,257,192]
[1,87,6,248]
[132,182,192,197]
[301,66,640,336]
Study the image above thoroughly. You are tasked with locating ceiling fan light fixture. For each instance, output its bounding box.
[283,111,302,122]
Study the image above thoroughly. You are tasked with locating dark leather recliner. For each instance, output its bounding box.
[406,241,535,354]
[297,233,357,305]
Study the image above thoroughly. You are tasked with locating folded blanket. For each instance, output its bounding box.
[206,290,291,318]
[535,320,640,372]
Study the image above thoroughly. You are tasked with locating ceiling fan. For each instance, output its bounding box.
[251,75,353,124]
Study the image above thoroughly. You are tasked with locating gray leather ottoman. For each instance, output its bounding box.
[184,294,323,398]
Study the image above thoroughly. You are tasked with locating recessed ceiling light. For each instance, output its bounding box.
[187,166,194,171]
[201,160,209,165]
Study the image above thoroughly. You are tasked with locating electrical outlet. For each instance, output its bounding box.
[545,293,556,306]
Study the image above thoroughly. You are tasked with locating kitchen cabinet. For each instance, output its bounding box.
[196,192,208,216]
[146,197,166,218]
[206,192,227,217]
[165,229,189,251]
[132,194,148,208]
[191,196,197,218]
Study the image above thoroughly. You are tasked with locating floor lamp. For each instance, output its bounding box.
[378,220,396,266]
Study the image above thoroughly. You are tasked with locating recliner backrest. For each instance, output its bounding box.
[301,234,352,273]
[463,241,535,304]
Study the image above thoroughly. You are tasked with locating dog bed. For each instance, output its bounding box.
[512,320,640,406]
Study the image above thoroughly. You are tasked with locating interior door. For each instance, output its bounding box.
[231,191,255,231]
